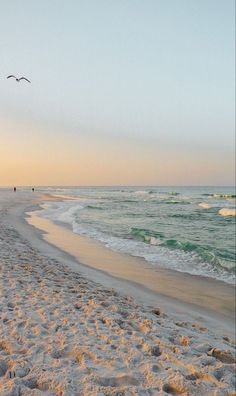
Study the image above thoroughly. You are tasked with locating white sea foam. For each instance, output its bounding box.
[50,194,79,200]
[198,202,211,209]
[71,222,235,284]
[39,201,84,224]
[149,236,162,245]
[134,190,149,195]
[142,235,161,245]
[218,208,236,217]
[213,194,235,199]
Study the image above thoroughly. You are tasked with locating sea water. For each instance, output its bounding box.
[36,186,235,285]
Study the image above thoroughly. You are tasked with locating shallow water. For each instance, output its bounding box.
[36,186,235,284]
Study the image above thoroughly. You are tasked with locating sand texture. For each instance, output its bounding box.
[0,197,236,395]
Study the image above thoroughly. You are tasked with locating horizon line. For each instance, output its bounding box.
[0,184,235,188]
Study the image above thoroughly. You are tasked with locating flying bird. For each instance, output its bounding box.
[7,75,31,83]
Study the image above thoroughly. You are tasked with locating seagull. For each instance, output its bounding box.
[7,75,31,83]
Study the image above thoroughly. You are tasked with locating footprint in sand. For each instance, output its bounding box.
[151,345,162,357]
[8,364,30,379]
[0,360,8,377]
[207,348,236,364]
[162,383,187,395]
[22,376,58,393]
[98,375,139,387]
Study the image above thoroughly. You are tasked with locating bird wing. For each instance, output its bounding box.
[7,75,16,79]
[19,77,31,83]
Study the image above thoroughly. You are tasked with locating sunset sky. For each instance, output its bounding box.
[0,0,235,186]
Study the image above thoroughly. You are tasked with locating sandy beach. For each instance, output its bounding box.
[0,190,235,396]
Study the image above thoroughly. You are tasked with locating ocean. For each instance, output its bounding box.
[36,186,235,285]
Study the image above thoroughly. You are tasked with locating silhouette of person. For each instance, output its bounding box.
[32,187,35,192]
[14,187,16,192]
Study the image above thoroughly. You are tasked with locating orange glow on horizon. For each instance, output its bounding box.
[0,120,234,186]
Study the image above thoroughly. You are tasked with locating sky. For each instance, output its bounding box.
[0,0,235,186]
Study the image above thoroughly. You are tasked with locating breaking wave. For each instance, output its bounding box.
[218,208,236,217]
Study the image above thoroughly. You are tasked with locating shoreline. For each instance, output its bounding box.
[26,195,235,328]
[0,190,235,395]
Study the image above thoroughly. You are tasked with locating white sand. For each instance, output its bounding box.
[0,191,235,396]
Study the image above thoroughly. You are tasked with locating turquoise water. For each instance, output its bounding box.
[37,186,235,284]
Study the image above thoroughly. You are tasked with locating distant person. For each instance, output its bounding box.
[14,187,16,192]
[32,187,35,192]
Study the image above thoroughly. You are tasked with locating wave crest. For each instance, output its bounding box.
[198,202,211,209]
[203,193,235,199]
[218,208,236,217]
[130,228,163,245]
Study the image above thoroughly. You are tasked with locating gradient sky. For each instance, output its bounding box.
[0,0,235,186]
